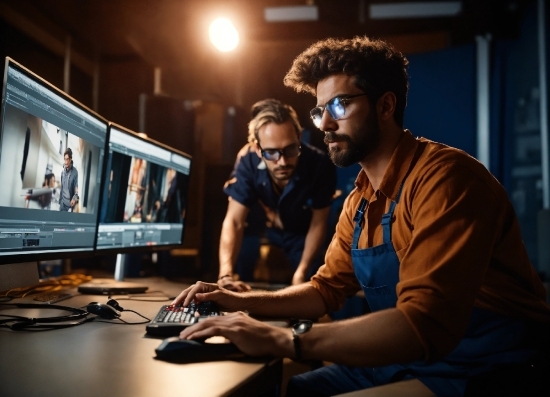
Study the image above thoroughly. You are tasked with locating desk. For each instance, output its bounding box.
[0,277,282,397]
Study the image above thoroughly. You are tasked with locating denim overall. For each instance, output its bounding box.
[352,195,400,312]
[287,186,545,396]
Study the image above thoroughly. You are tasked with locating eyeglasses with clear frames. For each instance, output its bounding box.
[257,143,301,162]
[310,93,368,128]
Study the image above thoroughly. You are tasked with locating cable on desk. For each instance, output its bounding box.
[0,302,91,331]
[80,299,152,325]
[91,315,151,325]
[2,274,92,299]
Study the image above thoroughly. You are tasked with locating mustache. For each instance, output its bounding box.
[324,132,350,145]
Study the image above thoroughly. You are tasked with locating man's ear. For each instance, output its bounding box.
[377,92,396,122]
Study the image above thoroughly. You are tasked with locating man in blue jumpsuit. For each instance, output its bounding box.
[218,99,337,291]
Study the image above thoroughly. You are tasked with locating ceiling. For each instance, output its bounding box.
[0,0,531,77]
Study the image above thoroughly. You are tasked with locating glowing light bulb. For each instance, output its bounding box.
[209,18,239,52]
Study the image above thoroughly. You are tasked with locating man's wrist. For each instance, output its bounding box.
[218,274,233,281]
[292,320,313,361]
[293,333,302,361]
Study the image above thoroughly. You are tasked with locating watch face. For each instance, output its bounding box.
[293,320,313,335]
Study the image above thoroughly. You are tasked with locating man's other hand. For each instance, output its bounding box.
[218,276,252,292]
[291,268,307,285]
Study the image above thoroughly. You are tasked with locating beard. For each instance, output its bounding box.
[323,111,381,168]
[267,164,295,181]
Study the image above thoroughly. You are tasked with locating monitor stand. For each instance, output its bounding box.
[77,253,149,295]
[0,262,39,292]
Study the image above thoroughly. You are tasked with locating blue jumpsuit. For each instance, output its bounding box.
[224,142,336,280]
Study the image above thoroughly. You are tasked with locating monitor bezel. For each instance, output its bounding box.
[0,57,109,265]
[94,122,192,256]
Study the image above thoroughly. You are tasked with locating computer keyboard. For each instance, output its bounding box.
[146,301,222,337]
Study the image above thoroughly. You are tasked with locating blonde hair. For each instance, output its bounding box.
[247,98,302,144]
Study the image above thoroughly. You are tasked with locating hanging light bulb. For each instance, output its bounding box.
[209,18,239,52]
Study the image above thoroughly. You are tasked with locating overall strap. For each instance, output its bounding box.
[381,183,405,245]
[352,198,368,249]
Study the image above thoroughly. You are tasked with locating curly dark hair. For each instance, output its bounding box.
[283,36,409,127]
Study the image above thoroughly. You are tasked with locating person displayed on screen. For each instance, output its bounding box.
[161,168,180,223]
[217,98,337,292]
[172,36,550,396]
[38,172,56,209]
[43,173,56,188]
[59,147,79,212]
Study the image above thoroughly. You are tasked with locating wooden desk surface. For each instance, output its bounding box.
[0,277,281,397]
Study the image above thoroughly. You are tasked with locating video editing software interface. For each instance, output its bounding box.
[96,124,191,250]
[0,58,107,259]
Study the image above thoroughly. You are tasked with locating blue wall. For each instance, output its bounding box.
[400,1,546,272]
[492,2,544,270]
[404,45,477,156]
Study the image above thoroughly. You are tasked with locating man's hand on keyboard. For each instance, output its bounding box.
[171,281,244,312]
[179,311,293,358]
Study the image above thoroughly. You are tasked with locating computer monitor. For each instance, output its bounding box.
[0,57,108,291]
[77,123,192,294]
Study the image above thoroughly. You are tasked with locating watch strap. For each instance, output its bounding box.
[292,320,312,361]
[293,332,302,361]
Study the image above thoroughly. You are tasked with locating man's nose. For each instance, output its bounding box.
[318,109,338,132]
[276,154,288,165]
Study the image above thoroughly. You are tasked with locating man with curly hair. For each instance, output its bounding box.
[173,36,550,396]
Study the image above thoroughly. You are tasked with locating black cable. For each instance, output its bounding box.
[80,299,151,324]
[0,313,36,322]
[91,316,150,325]
[0,302,90,331]
[0,312,94,331]
[123,309,151,322]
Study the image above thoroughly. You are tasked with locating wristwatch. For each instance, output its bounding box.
[292,320,313,361]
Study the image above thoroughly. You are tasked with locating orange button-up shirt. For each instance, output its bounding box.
[311,130,550,361]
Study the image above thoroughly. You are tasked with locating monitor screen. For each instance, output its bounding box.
[95,123,192,252]
[0,57,108,266]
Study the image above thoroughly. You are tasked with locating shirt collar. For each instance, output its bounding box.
[355,129,418,201]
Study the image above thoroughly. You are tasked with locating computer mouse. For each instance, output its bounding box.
[86,302,121,319]
[155,336,244,363]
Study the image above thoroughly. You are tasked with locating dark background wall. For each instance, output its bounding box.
[0,0,548,280]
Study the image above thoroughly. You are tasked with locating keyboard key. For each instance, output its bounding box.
[146,301,222,336]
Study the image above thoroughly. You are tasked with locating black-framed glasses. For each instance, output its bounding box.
[310,93,368,128]
[258,143,301,162]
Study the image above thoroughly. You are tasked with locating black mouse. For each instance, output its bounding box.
[155,336,244,362]
[86,302,121,319]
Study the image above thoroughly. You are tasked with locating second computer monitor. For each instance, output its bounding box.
[96,123,192,252]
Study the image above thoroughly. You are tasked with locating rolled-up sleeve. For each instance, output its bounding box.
[395,158,504,361]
